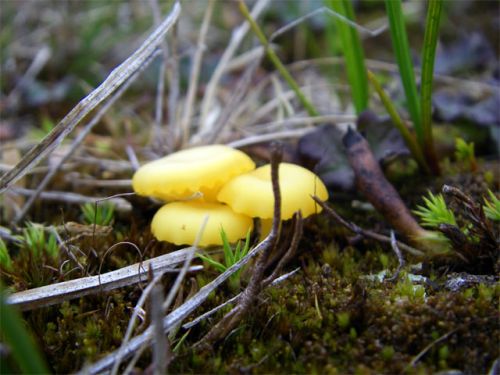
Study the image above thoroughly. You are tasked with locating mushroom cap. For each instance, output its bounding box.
[217,163,329,220]
[132,145,255,201]
[151,201,253,246]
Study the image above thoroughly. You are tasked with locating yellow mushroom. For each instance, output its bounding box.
[217,163,329,220]
[132,145,255,201]
[151,201,253,246]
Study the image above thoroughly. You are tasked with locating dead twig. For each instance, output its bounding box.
[110,268,172,375]
[195,142,283,348]
[406,327,460,370]
[268,6,387,43]
[167,23,180,150]
[227,128,315,148]
[263,212,303,286]
[386,230,405,282]
[63,175,132,188]
[50,227,86,275]
[312,196,425,257]
[148,0,169,149]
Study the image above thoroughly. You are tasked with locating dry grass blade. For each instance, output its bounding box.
[208,58,262,144]
[111,270,170,375]
[180,0,216,145]
[7,247,198,311]
[148,0,170,146]
[227,128,314,148]
[10,188,133,213]
[151,284,169,374]
[0,2,181,194]
[11,49,157,224]
[269,6,387,42]
[197,0,269,138]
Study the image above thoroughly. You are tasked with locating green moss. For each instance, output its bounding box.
[381,345,395,361]
[3,202,497,374]
[336,312,350,329]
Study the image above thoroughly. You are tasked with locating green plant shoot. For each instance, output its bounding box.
[455,138,477,172]
[81,201,115,226]
[413,192,456,228]
[197,228,251,290]
[326,0,368,114]
[0,285,50,374]
[483,190,500,221]
[420,0,443,173]
[384,0,421,141]
[0,238,13,271]
[22,222,58,258]
[383,0,443,174]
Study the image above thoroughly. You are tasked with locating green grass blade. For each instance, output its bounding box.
[0,288,50,374]
[172,329,191,353]
[420,0,443,173]
[327,0,368,114]
[234,241,242,262]
[220,228,234,266]
[238,0,319,116]
[241,230,251,257]
[197,252,227,273]
[384,0,422,143]
[367,70,429,173]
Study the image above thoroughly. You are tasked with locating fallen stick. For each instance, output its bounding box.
[7,247,199,311]
[343,127,426,240]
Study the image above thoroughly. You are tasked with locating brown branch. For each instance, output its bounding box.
[343,127,427,241]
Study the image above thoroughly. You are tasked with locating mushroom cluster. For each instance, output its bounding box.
[132,145,328,247]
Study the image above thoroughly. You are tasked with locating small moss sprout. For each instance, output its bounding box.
[413,191,456,229]
[22,222,58,259]
[81,201,115,226]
